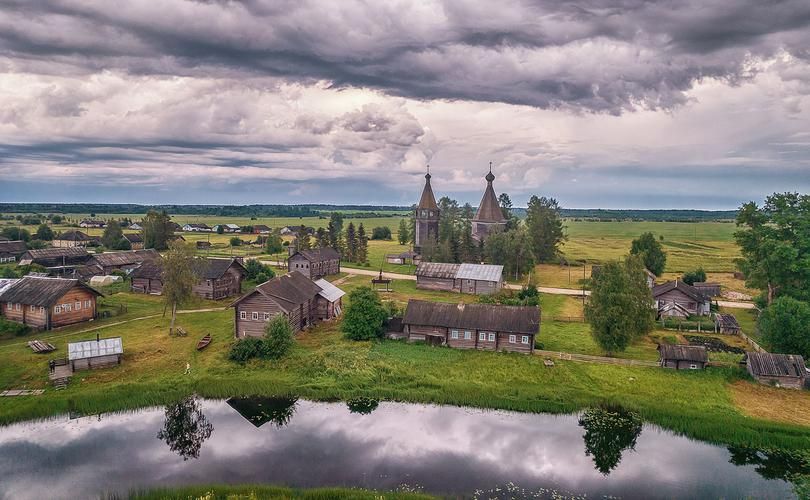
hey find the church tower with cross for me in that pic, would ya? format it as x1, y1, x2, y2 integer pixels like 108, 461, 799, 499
472, 162, 507, 240
413, 165, 440, 253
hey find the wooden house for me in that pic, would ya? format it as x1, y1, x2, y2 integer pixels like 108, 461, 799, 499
744, 352, 807, 389
53, 230, 97, 248
715, 313, 741, 334
287, 248, 341, 280
401, 299, 539, 354
658, 344, 708, 370
415, 262, 504, 295
182, 223, 212, 232
252, 224, 272, 234
0, 276, 102, 330
193, 258, 246, 300
19, 247, 92, 275
643, 268, 657, 288
213, 224, 240, 233
79, 219, 106, 228
653, 280, 711, 317
130, 259, 164, 295
231, 272, 324, 337
123, 233, 144, 250
693, 282, 721, 297
0, 240, 27, 263
83, 249, 160, 277
67, 337, 123, 370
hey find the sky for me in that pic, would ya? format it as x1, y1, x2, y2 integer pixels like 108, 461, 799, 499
1, 1, 809, 209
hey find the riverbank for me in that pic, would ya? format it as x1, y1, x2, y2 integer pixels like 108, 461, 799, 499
1, 303, 809, 451
127, 485, 435, 500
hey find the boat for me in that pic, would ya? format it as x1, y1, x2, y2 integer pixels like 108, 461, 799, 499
196, 334, 212, 351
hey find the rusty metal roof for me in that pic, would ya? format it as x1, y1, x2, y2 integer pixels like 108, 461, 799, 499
403, 299, 539, 334
745, 352, 807, 378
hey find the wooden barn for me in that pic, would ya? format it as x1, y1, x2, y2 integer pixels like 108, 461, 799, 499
79, 219, 106, 228
252, 224, 272, 234
83, 249, 160, 277
288, 248, 341, 280
715, 313, 741, 334
744, 352, 807, 389
231, 272, 319, 338
130, 259, 164, 295
401, 299, 539, 354
313, 278, 345, 320
0, 240, 27, 263
385, 250, 419, 265
53, 230, 97, 248
67, 337, 123, 370
18, 247, 92, 276
415, 262, 504, 295
123, 233, 144, 250
0, 276, 102, 330
193, 258, 247, 300
658, 344, 709, 370
653, 280, 711, 317
693, 282, 722, 297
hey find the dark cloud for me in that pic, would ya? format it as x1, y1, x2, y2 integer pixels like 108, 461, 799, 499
1, 1, 809, 113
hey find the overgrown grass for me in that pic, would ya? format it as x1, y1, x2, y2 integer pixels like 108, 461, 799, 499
125, 484, 435, 500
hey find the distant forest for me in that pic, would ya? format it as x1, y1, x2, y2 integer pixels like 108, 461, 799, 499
0, 203, 737, 222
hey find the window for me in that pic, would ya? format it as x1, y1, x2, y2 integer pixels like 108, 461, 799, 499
15, 303, 20, 311
479, 332, 486, 341
55, 305, 62, 314
75, 301, 81, 310
85, 300, 91, 308
63, 303, 71, 312
509, 335, 516, 343
522, 336, 530, 345
450, 329, 459, 339
30, 305, 36, 312
252, 312, 259, 320
264, 312, 270, 320
464, 330, 471, 340
240, 311, 246, 320
5, 303, 10, 311
40, 307, 45, 314
689, 364, 698, 370
488, 333, 496, 342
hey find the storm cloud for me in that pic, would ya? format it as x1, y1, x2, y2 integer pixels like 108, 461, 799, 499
0, 0, 809, 207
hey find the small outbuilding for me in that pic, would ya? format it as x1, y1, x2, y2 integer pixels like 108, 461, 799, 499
313, 278, 345, 320
715, 313, 741, 334
123, 233, 144, 250
415, 262, 504, 295
68, 337, 123, 370
743, 352, 807, 390
693, 282, 722, 297
0, 240, 27, 263
658, 344, 709, 370
130, 259, 164, 295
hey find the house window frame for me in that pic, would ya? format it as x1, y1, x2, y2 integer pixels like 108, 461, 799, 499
63, 303, 71, 312
464, 330, 471, 340
75, 301, 81, 310
478, 332, 486, 341
55, 305, 62, 314
252, 312, 259, 320
85, 300, 91, 308
264, 312, 270, 321
522, 335, 530, 344
15, 303, 20, 311
509, 334, 516, 343
30, 305, 36, 312
240, 311, 246, 320
6, 303, 11, 311
40, 306, 45, 314
488, 332, 495, 342
450, 329, 459, 339
689, 363, 698, 370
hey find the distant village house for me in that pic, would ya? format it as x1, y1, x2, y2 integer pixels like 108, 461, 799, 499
744, 352, 807, 390
53, 230, 98, 248
415, 262, 504, 295
79, 219, 107, 228
193, 258, 246, 300
0, 240, 27, 263
653, 280, 711, 318
288, 247, 341, 280
658, 344, 709, 370
130, 259, 163, 295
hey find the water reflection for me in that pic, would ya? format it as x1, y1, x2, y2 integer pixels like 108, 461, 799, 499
578, 406, 643, 475
0, 399, 796, 500
728, 446, 810, 481
156, 396, 214, 461
346, 397, 379, 415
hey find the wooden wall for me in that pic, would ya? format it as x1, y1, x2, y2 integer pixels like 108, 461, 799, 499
194, 266, 243, 300
132, 277, 163, 295
415, 276, 455, 292
50, 288, 96, 328
405, 323, 534, 354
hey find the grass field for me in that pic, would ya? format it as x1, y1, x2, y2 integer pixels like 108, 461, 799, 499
130, 485, 434, 500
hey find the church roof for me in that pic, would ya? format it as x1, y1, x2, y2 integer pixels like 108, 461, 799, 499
473, 168, 506, 223
417, 171, 439, 211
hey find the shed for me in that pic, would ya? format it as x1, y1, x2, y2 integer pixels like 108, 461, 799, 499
744, 352, 807, 389
68, 337, 123, 370
715, 313, 740, 334
658, 344, 709, 370
693, 282, 722, 297
123, 233, 144, 249
415, 262, 504, 295
313, 278, 346, 320
131, 259, 164, 295
415, 262, 460, 291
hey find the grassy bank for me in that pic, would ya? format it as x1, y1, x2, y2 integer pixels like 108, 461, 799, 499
126, 484, 434, 500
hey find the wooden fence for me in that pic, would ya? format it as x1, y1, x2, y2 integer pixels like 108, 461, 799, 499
534, 349, 658, 367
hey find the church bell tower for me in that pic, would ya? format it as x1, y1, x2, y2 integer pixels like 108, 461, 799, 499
414, 165, 440, 254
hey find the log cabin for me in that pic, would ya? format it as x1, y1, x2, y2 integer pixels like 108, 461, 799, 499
130, 259, 164, 295
82, 249, 160, 277
415, 262, 504, 295
123, 233, 145, 250
0, 240, 27, 263
52, 230, 97, 248
193, 258, 247, 300
401, 299, 540, 354
0, 276, 102, 330
743, 352, 807, 390
18, 247, 92, 276
658, 344, 708, 370
287, 248, 341, 280
653, 280, 711, 317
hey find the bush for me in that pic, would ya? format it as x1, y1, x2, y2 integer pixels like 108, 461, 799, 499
682, 267, 707, 285
229, 237, 242, 247
0, 318, 30, 337
370, 226, 392, 240
228, 337, 265, 362
244, 259, 274, 282
341, 287, 386, 341
759, 297, 810, 358
262, 315, 294, 360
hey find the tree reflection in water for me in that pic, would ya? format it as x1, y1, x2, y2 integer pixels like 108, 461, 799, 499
346, 397, 379, 415
578, 406, 643, 475
225, 396, 298, 428
728, 446, 810, 496
157, 396, 214, 461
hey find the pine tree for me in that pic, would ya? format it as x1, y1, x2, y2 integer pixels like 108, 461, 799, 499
296, 225, 311, 250
315, 227, 328, 248
525, 195, 565, 262
345, 222, 357, 262
356, 223, 368, 264
397, 218, 409, 245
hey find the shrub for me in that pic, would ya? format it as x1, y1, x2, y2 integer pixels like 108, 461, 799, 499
262, 315, 294, 360
228, 338, 264, 362
341, 287, 386, 341
244, 259, 274, 282
682, 267, 707, 285
370, 226, 392, 240
0, 318, 30, 337
229, 237, 241, 247
758, 297, 810, 358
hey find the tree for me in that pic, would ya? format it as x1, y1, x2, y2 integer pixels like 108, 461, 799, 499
262, 314, 294, 359
584, 256, 655, 354
50, 214, 63, 224
101, 220, 124, 248
265, 229, 284, 255
142, 210, 173, 250
345, 222, 357, 262
314, 227, 328, 247
629, 232, 666, 276
525, 195, 565, 262
329, 212, 344, 234
356, 223, 369, 264
341, 286, 386, 340
113, 237, 131, 250
296, 225, 311, 250
371, 226, 392, 240
216, 225, 224, 234
244, 259, 274, 282
347, 397, 379, 415
162, 241, 199, 335
498, 193, 513, 220
735, 193, 810, 305
397, 219, 409, 245
758, 297, 810, 358
35, 224, 54, 241
1, 227, 30, 242
682, 267, 707, 285
157, 396, 214, 461
229, 236, 241, 247
578, 406, 643, 475
484, 226, 535, 279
